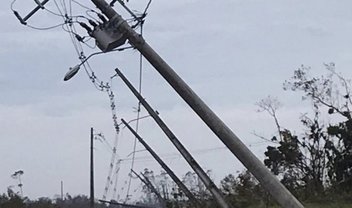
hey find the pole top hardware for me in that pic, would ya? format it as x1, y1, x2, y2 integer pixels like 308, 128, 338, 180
91, 15, 127, 52
13, 0, 50, 25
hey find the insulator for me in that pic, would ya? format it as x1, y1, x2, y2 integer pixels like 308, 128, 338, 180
79, 22, 92, 33
88, 19, 98, 28
75, 34, 84, 42
97, 13, 108, 23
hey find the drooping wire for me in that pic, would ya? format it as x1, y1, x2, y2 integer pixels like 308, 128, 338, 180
45, 4, 125, 199
53, 0, 64, 16
71, 0, 102, 22
124, 19, 145, 203
95, 132, 114, 154
44, 7, 66, 17
102, 133, 120, 200
13, 0, 153, 202
52, 0, 82, 56
69, 0, 73, 18
112, 159, 122, 200
59, 8, 126, 200
118, 146, 230, 164
25, 23, 67, 30
117, 0, 152, 202
80, 68, 122, 201
142, 0, 152, 16
59, 0, 68, 16
45, 1, 119, 130
10, 0, 16, 11
11, 0, 121, 200
72, 0, 93, 11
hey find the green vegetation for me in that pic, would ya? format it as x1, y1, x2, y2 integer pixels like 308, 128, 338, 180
255, 64, 352, 203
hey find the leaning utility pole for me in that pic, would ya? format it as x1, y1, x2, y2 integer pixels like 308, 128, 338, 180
90, 1, 304, 207
122, 119, 200, 207
116, 68, 232, 208
131, 169, 166, 208
90, 127, 95, 208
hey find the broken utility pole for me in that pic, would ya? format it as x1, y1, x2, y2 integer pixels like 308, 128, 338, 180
131, 169, 166, 208
122, 119, 200, 207
116, 68, 233, 208
99, 199, 154, 208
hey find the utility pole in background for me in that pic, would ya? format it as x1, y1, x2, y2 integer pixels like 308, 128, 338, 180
122, 119, 200, 207
90, 127, 95, 208
89, 1, 304, 207
61, 181, 64, 200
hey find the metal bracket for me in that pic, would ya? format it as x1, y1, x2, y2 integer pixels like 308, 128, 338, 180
13, 0, 49, 25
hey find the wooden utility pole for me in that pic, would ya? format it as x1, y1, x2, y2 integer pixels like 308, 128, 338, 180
116, 69, 232, 208
90, 127, 95, 208
131, 169, 166, 208
122, 119, 200, 207
90, 1, 304, 207
61, 181, 64, 200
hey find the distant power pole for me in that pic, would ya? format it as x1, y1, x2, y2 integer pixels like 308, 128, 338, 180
61, 181, 64, 200
90, 127, 95, 208
89, 1, 304, 207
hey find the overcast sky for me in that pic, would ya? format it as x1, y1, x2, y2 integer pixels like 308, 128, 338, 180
1, 0, 352, 202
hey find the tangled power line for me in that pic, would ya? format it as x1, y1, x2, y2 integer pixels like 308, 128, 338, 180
12, 1, 307, 207
11, 0, 152, 202
11, 1, 272, 202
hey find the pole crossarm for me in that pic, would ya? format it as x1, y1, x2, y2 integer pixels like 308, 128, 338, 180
91, 0, 304, 207
13, 0, 50, 25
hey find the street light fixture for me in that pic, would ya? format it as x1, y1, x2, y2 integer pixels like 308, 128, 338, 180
63, 52, 98, 81
63, 46, 133, 81
63, 65, 80, 81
